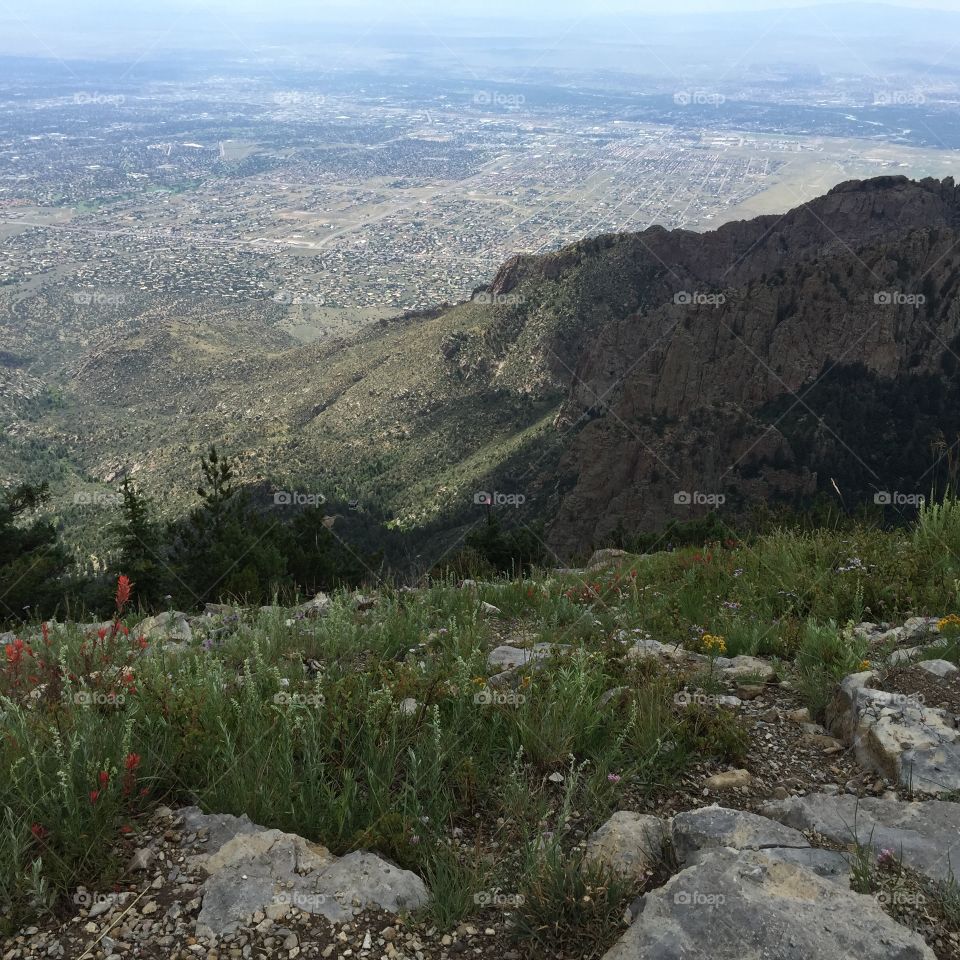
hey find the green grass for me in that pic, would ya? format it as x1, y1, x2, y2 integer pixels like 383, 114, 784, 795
5, 497, 960, 944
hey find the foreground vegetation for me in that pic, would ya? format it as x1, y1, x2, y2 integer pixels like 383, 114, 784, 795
4, 496, 960, 953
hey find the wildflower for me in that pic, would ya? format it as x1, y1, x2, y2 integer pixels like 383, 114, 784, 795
701, 634, 727, 656
98, 770, 110, 786
937, 614, 960, 632
859, 660, 871, 671
607, 773, 622, 783
124, 753, 141, 771
115, 575, 133, 612
30, 823, 48, 840
5, 637, 29, 666
877, 848, 897, 868
89, 790, 100, 804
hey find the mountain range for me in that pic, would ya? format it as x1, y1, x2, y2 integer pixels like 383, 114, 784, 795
5, 174, 960, 561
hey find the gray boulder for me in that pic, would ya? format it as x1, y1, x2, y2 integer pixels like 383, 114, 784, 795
761, 793, 960, 883
602, 849, 934, 960
178, 808, 428, 940
585, 812, 667, 881
826, 670, 960, 794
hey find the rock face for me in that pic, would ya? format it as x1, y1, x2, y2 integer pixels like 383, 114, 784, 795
826, 670, 960, 794
526, 176, 960, 554
602, 849, 935, 960
178, 808, 428, 939
761, 794, 960, 883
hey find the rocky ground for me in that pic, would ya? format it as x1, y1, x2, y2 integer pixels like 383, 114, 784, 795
4, 584, 960, 960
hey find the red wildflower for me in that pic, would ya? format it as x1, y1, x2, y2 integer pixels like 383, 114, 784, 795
97, 628, 107, 642
115, 575, 133, 613
30, 823, 48, 840
89, 790, 100, 804
124, 753, 141, 771
41, 622, 50, 644
98, 770, 110, 786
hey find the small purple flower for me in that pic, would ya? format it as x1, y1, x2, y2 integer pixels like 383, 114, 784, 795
607, 773, 622, 784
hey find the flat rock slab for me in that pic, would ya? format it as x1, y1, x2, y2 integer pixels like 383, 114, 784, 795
827, 671, 960, 795
177, 808, 428, 939
671, 805, 809, 866
916, 659, 958, 678
625, 638, 706, 664
761, 793, 960, 883
602, 849, 935, 960
486, 642, 568, 671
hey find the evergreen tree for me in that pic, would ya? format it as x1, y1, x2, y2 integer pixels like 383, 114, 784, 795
0, 483, 72, 622
111, 477, 166, 608
169, 447, 289, 605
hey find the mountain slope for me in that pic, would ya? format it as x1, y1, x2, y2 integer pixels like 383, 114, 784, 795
10, 175, 960, 560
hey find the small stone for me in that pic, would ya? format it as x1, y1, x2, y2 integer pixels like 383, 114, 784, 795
704, 769, 753, 791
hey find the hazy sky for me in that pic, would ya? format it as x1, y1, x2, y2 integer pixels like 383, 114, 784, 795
6, 0, 960, 18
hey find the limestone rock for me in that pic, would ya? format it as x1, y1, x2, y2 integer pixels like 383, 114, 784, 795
584, 812, 667, 881
761, 793, 960, 882
671, 805, 809, 866
601, 849, 934, 960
